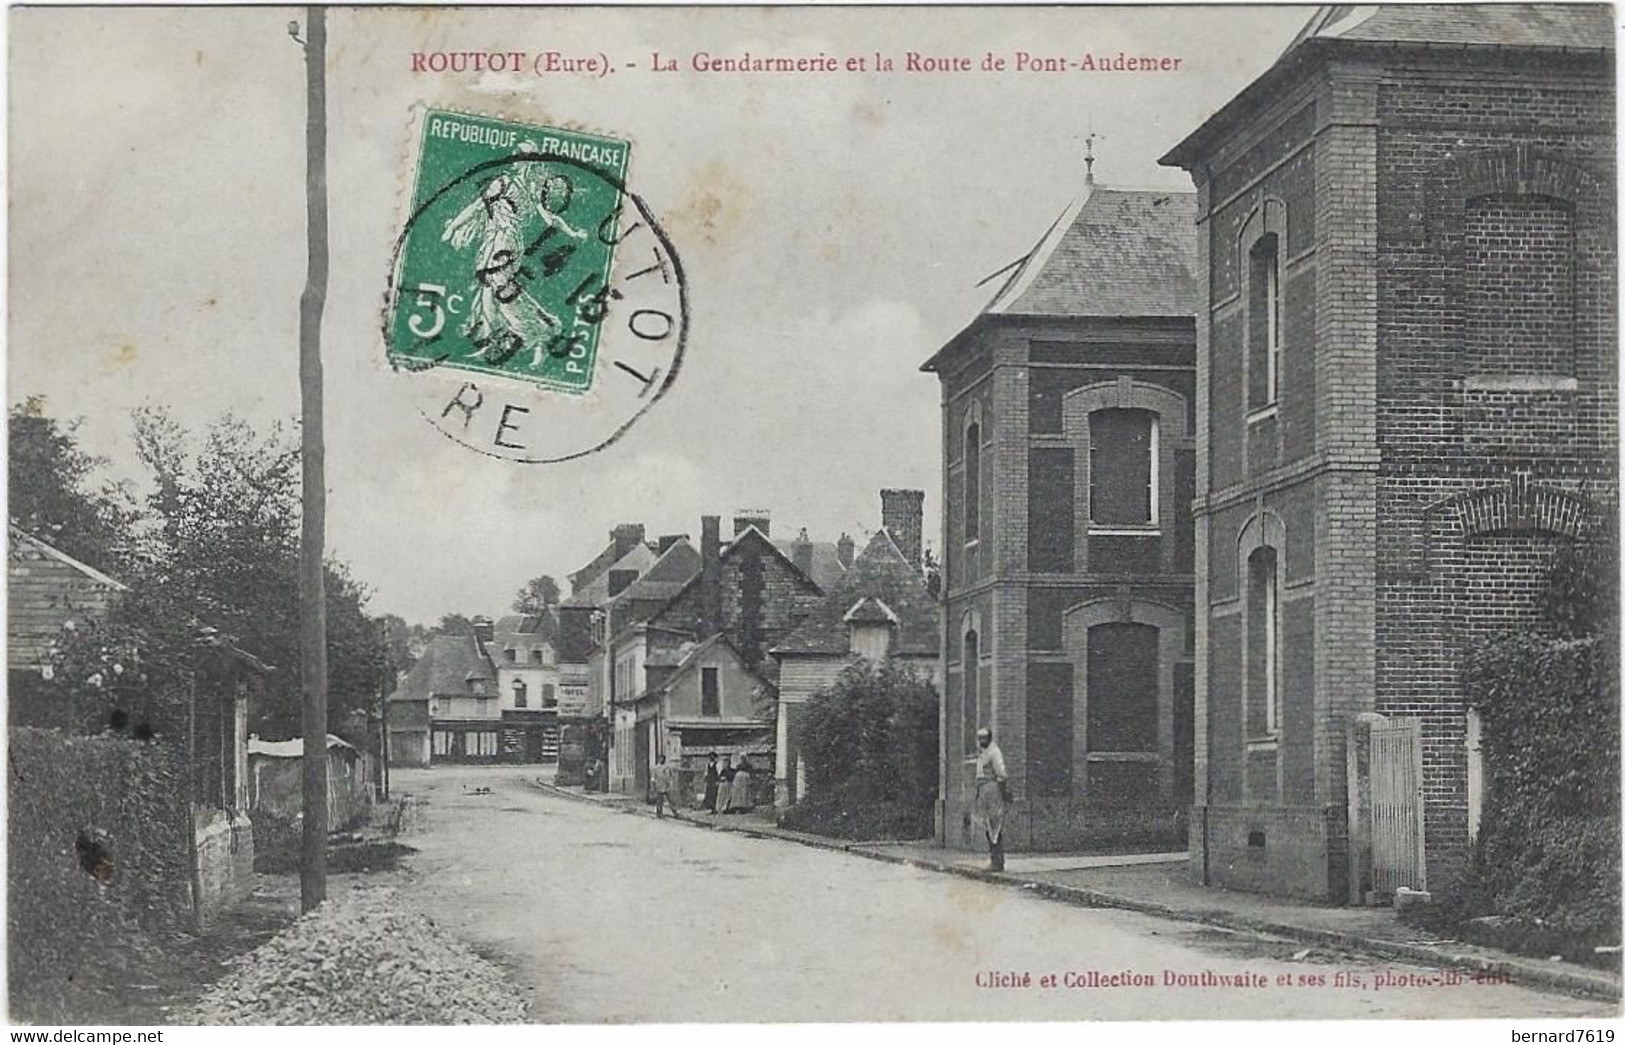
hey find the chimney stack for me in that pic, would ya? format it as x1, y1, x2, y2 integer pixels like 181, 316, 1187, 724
657, 533, 687, 556
880, 489, 925, 570
791, 527, 814, 577
836, 532, 856, 570
732, 509, 771, 539
700, 515, 722, 638
611, 522, 646, 559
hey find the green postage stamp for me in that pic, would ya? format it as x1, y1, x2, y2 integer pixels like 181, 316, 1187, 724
388, 110, 632, 394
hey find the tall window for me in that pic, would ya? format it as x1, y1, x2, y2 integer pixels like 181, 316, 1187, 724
512, 679, 528, 708
962, 626, 980, 755
701, 667, 720, 717
964, 421, 981, 542
1089, 409, 1158, 528
1247, 547, 1280, 737
1249, 234, 1282, 411
542, 683, 556, 707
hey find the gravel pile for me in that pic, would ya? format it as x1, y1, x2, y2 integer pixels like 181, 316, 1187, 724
189, 886, 528, 1024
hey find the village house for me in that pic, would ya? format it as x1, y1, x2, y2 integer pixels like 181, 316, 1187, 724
1159, 3, 1616, 901
556, 524, 659, 784
489, 611, 567, 762
771, 491, 941, 810
920, 178, 1200, 852
386, 629, 499, 765
7, 525, 266, 927
602, 512, 827, 797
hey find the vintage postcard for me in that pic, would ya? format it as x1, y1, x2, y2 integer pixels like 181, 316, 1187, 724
6, 2, 1619, 1032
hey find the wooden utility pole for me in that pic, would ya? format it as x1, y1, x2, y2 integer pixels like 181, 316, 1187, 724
297, 5, 330, 913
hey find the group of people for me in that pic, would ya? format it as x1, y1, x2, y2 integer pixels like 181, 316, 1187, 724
648, 751, 755, 819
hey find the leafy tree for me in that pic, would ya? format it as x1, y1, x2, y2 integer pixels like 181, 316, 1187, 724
128, 407, 389, 741
8, 396, 138, 573
512, 575, 561, 614
436, 613, 476, 636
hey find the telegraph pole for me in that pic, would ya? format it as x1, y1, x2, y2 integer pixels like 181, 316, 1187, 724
295, 5, 330, 913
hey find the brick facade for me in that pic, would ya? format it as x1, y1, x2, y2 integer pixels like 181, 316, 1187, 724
1164, 14, 1616, 900
924, 189, 1199, 851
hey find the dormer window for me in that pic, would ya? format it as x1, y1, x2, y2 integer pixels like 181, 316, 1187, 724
504, 647, 517, 664
844, 597, 898, 660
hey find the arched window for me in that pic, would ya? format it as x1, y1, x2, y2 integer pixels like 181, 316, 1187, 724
962, 624, 980, 756
1247, 546, 1280, 738
512, 679, 528, 709
964, 421, 981, 543
1248, 233, 1282, 411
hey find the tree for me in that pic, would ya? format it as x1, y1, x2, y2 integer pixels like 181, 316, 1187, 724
436, 613, 476, 636
129, 406, 387, 741
8, 396, 138, 572
512, 575, 560, 615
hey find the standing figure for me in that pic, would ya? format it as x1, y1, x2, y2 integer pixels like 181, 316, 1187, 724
701, 752, 720, 813
652, 753, 679, 820
716, 754, 737, 815
973, 727, 1009, 871
728, 756, 754, 814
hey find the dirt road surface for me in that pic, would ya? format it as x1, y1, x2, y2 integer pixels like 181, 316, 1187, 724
394, 765, 1611, 1022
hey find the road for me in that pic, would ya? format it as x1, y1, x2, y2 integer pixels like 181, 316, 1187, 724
393, 765, 1611, 1022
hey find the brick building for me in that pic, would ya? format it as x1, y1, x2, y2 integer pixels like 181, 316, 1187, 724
921, 184, 1200, 851
1160, 4, 1616, 900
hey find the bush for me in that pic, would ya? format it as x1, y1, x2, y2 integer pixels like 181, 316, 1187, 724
792, 660, 937, 838
1464, 633, 1620, 947
8, 728, 194, 1021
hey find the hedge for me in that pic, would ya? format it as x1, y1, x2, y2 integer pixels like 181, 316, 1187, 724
8, 728, 194, 1020
1463, 634, 1620, 943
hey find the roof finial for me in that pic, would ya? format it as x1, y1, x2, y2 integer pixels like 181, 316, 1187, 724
1084, 129, 1102, 189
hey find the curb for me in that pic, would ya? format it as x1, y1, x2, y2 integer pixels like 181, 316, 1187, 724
528, 780, 1620, 1003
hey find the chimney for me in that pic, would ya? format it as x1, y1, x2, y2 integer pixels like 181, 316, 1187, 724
732, 509, 771, 539
611, 523, 646, 559
836, 532, 856, 570
700, 515, 722, 638
791, 527, 814, 577
472, 616, 495, 645
657, 533, 687, 556
880, 489, 925, 570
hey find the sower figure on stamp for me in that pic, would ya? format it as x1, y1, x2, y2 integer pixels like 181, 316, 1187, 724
441, 141, 588, 367
973, 727, 1010, 872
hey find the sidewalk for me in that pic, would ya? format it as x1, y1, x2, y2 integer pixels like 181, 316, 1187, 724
530, 778, 1621, 1003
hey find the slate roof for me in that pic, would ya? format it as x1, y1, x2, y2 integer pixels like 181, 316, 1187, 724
561, 542, 659, 608
492, 610, 560, 650
387, 632, 495, 703
1285, 4, 1612, 51
610, 538, 702, 608
771, 530, 939, 657
1163, 4, 1612, 168
772, 538, 848, 591
986, 188, 1198, 319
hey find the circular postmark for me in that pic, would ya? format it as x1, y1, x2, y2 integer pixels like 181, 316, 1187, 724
383, 111, 687, 464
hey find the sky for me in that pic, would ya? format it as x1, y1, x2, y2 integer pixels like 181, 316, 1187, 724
9, 5, 1313, 624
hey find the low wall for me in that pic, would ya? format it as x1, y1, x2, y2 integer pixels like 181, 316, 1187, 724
1190, 804, 1348, 902
193, 808, 254, 927
941, 786, 1186, 853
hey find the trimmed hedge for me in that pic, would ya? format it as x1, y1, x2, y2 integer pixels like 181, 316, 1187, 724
788, 660, 938, 840
1463, 634, 1620, 945
8, 728, 194, 1020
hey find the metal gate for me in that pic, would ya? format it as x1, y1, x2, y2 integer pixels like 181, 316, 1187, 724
1368, 717, 1427, 894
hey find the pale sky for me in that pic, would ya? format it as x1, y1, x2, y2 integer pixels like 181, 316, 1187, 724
9, 5, 1311, 624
